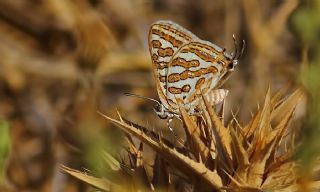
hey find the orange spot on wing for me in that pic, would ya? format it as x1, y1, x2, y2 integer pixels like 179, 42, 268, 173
167, 66, 218, 83
195, 77, 205, 90
168, 73, 181, 83
158, 47, 174, 57
171, 58, 200, 68
168, 87, 182, 94
181, 84, 191, 93
151, 40, 162, 48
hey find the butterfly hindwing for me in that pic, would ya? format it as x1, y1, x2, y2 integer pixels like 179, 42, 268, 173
166, 40, 230, 113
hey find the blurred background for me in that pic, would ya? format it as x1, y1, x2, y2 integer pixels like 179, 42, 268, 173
0, 0, 319, 191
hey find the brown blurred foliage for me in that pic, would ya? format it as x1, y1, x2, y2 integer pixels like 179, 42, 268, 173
0, 0, 306, 191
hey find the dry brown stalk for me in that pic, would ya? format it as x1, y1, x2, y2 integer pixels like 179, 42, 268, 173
62, 87, 318, 192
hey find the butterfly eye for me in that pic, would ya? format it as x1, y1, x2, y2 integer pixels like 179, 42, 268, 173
228, 60, 238, 71
227, 63, 234, 70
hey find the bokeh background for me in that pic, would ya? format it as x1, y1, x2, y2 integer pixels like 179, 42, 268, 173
0, 0, 319, 191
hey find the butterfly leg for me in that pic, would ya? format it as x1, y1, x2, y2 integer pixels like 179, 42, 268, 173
167, 114, 175, 133
167, 114, 181, 146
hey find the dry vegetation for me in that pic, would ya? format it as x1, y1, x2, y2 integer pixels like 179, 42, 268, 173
78, 88, 307, 191
0, 0, 319, 191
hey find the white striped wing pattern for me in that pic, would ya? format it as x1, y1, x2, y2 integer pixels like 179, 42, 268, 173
149, 20, 237, 117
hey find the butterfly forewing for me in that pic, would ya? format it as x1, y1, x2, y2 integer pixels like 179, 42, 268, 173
148, 21, 199, 111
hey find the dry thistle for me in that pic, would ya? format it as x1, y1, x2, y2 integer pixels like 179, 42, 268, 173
62, 87, 320, 191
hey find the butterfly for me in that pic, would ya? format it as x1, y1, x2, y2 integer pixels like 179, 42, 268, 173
148, 20, 244, 122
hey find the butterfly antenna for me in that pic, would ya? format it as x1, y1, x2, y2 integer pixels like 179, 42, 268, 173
232, 34, 238, 60
124, 93, 161, 106
239, 40, 246, 59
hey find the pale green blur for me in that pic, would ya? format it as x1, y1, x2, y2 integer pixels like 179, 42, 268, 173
293, 0, 320, 170
0, 120, 10, 184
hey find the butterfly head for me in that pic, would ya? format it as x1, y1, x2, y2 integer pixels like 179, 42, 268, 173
225, 56, 238, 72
